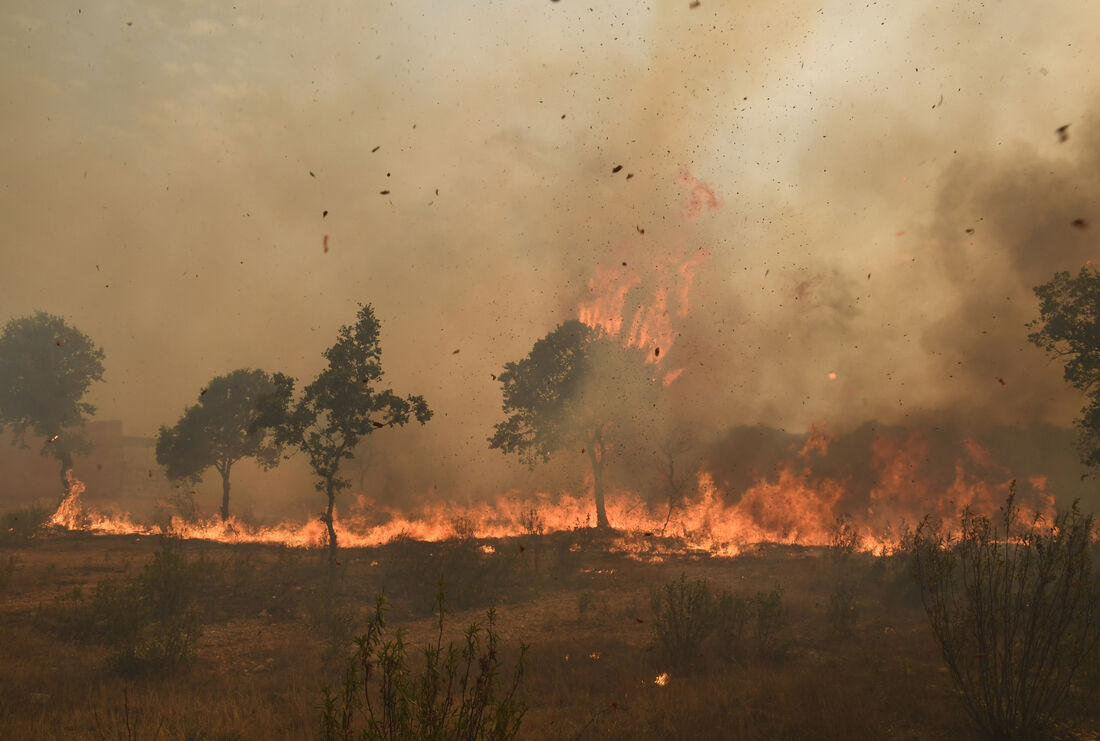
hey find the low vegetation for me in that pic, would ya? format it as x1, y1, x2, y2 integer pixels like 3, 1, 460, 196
320, 587, 528, 741
0, 507, 1096, 739
912, 494, 1100, 739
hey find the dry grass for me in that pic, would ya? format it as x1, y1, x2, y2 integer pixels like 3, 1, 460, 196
0, 531, 1095, 739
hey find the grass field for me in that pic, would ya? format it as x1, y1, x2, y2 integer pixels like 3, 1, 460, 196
0, 527, 1096, 740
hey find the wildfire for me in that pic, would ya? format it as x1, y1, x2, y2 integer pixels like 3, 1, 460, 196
576, 172, 716, 367
39, 422, 1064, 560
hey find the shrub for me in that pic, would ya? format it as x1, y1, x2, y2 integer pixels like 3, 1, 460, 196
0, 555, 19, 593
650, 574, 723, 665
0, 504, 50, 539
752, 585, 788, 661
320, 586, 528, 741
826, 516, 859, 636
577, 591, 595, 621
39, 536, 205, 675
911, 493, 1100, 739
651, 574, 786, 668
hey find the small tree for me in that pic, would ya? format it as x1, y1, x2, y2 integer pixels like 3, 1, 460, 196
911, 493, 1100, 739
489, 320, 657, 529
155, 369, 284, 521
0, 312, 105, 498
258, 304, 431, 554
1028, 267, 1100, 469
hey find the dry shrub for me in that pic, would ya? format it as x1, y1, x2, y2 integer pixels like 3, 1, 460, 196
912, 493, 1100, 739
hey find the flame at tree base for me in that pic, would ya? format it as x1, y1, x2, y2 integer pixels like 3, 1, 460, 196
42, 430, 1062, 560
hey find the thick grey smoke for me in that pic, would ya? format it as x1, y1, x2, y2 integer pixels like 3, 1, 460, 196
2, 0, 1097, 515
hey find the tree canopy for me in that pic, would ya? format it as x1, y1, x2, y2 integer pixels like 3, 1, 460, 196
489, 319, 659, 528
1028, 266, 1100, 467
155, 369, 284, 521
258, 304, 431, 552
0, 311, 105, 496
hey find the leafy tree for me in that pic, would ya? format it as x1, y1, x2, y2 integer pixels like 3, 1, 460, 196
155, 369, 284, 522
489, 320, 658, 529
0, 312, 105, 498
1028, 267, 1100, 468
257, 304, 431, 554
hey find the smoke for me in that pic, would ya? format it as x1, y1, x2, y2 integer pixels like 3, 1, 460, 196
2, 0, 1099, 516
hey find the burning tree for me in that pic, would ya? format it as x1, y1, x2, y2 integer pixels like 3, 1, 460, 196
0, 312, 105, 499
1028, 266, 1100, 469
489, 320, 658, 529
155, 369, 285, 522
257, 304, 431, 554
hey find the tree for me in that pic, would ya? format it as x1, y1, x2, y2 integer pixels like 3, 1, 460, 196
489, 320, 658, 529
155, 369, 284, 522
0, 312, 105, 498
1028, 266, 1100, 468
257, 304, 431, 554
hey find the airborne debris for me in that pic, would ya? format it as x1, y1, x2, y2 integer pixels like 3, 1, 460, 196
965, 228, 975, 234
371, 145, 380, 152
323, 235, 329, 253
997, 377, 1007, 386
452, 349, 460, 354
380, 190, 390, 195
1056, 124, 1070, 143
689, 0, 700, 7
309, 171, 315, 177
491, 373, 497, 380
372, 421, 385, 428
612, 165, 623, 173
622, 261, 627, 266
626, 173, 634, 179
200, 388, 208, 396
322, 210, 328, 218
1072, 218, 1089, 230
654, 347, 660, 357
636, 226, 645, 234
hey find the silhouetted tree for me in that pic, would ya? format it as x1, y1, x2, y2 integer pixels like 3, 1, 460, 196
155, 369, 284, 522
257, 304, 431, 554
1028, 267, 1100, 469
489, 320, 658, 529
0, 312, 105, 498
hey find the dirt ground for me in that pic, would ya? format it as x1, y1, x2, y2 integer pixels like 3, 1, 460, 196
0, 528, 1096, 740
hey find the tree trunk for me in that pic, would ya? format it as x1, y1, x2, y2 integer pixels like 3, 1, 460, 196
587, 431, 610, 529
323, 479, 338, 555
57, 448, 74, 504
219, 460, 232, 522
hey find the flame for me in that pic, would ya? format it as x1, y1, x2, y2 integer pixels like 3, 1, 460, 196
654, 672, 669, 686
40, 423, 1068, 559
577, 173, 716, 361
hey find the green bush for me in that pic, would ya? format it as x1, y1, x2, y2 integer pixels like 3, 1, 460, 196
320, 587, 527, 741
912, 493, 1100, 739
650, 574, 787, 668
39, 537, 205, 675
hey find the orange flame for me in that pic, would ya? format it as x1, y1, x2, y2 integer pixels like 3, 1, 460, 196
42, 424, 1067, 560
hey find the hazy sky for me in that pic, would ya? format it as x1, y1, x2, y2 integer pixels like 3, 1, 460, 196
3, 0, 1099, 498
